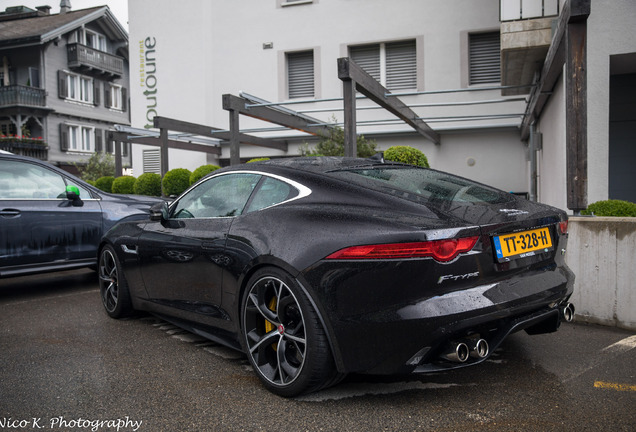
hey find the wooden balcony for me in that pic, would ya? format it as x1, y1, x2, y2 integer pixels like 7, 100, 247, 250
0, 85, 46, 108
0, 140, 48, 160
67, 43, 124, 77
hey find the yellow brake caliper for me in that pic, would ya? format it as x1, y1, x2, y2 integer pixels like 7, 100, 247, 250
265, 296, 278, 350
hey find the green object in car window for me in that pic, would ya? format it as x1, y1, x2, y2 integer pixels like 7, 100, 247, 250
66, 184, 80, 196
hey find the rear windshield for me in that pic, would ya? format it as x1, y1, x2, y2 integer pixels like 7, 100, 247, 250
331, 166, 512, 205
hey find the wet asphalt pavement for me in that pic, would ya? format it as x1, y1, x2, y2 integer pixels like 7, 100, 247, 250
1, 269, 634, 432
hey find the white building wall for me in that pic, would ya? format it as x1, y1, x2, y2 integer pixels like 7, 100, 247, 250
128, 0, 528, 193
586, 0, 636, 204
537, 71, 568, 211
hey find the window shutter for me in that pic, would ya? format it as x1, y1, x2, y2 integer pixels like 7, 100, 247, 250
59, 123, 69, 151
121, 87, 127, 112
143, 149, 161, 174
122, 142, 129, 157
93, 80, 100, 106
58, 70, 68, 98
386, 41, 417, 90
95, 129, 103, 152
104, 86, 111, 108
469, 32, 501, 85
287, 51, 314, 99
106, 137, 113, 153
350, 44, 381, 82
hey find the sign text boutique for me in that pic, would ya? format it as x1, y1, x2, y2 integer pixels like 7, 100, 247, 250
139, 37, 158, 129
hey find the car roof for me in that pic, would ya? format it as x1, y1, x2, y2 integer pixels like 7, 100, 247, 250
234, 156, 408, 175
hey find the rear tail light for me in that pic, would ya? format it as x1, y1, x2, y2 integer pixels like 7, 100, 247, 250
558, 220, 568, 235
325, 236, 479, 263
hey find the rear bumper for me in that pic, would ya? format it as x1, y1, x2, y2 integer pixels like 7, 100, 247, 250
303, 262, 574, 375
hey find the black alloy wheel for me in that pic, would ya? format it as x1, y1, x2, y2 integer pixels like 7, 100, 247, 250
98, 245, 133, 318
241, 267, 337, 397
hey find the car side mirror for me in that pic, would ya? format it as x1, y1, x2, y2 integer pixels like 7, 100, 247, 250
66, 185, 84, 207
150, 201, 169, 221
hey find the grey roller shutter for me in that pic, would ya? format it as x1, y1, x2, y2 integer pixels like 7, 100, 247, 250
386, 41, 417, 90
287, 51, 314, 99
350, 44, 381, 82
469, 32, 501, 85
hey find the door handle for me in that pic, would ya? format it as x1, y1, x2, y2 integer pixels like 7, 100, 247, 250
0, 209, 20, 217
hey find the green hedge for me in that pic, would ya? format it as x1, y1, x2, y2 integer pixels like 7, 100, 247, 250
94, 176, 115, 193
247, 157, 270, 163
111, 175, 136, 194
581, 200, 636, 217
162, 168, 192, 197
384, 146, 429, 168
133, 173, 162, 196
190, 164, 220, 185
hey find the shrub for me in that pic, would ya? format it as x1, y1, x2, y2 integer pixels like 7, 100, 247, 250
94, 176, 115, 193
247, 158, 270, 163
162, 168, 192, 197
190, 164, 220, 185
77, 153, 115, 182
133, 172, 162, 196
111, 176, 136, 194
300, 115, 377, 158
384, 146, 430, 168
581, 200, 636, 217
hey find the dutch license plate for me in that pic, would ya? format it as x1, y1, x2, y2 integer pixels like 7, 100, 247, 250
492, 226, 553, 262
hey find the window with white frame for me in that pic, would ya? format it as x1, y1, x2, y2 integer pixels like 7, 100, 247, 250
64, 124, 94, 152
349, 40, 417, 91
63, 72, 93, 103
287, 50, 314, 99
109, 84, 123, 110
75, 28, 107, 51
468, 31, 500, 85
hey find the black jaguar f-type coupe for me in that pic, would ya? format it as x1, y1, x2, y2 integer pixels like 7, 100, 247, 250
98, 156, 575, 397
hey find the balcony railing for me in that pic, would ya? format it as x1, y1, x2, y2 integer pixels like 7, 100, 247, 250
500, 0, 560, 21
67, 43, 124, 77
0, 85, 46, 108
0, 139, 48, 160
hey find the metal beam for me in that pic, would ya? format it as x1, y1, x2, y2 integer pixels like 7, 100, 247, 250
153, 116, 287, 151
337, 57, 440, 146
109, 131, 221, 154
222, 94, 333, 137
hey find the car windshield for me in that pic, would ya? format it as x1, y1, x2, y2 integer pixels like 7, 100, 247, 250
331, 166, 512, 205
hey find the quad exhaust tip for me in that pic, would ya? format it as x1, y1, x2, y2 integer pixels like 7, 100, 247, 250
441, 342, 470, 363
470, 338, 489, 359
562, 303, 575, 322
441, 338, 489, 363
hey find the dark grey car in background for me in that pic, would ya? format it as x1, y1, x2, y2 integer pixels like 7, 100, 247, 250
0, 153, 163, 278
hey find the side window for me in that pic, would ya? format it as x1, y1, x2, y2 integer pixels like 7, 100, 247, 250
0, 160, 66, 199
171, 173, 261, 219
245, 176, 298, 213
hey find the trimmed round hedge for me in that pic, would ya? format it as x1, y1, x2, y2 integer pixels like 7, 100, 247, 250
111, 175, 136, 194
384, 146, 429, 168
94, 176, 115, 193
162, 168, 192, 197
581, 200, 636, 217
190, 164, 220, 185
133, 172, 162, 196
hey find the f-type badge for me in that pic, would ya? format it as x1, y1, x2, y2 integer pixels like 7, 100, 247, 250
438, 271, 479, 284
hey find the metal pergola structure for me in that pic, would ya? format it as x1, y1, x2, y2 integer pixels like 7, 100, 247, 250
110, 57, 440, 175
110, 27, 588, 212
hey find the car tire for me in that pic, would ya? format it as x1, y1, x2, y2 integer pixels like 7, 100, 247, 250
241, 267, 338, 397
98, 244, 133, 319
